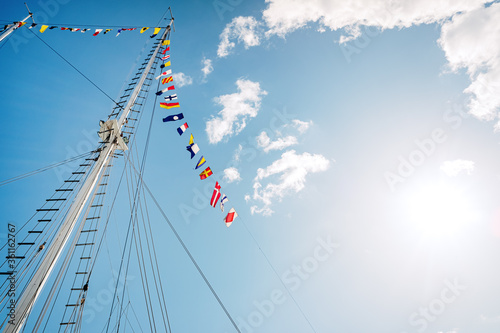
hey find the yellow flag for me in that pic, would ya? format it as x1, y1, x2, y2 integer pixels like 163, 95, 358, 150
162, 39, 170, 46
153, 27, 161, 35
189, 134, 194, 145
40, 25, 49, 33
140, 27, 149, 33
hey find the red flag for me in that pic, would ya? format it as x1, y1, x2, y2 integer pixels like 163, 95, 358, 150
224, 208, 238, 227
199, 167, 213, 180
210, 182, 221, 207
159, 102, 179, 109
161, 46, 170, 55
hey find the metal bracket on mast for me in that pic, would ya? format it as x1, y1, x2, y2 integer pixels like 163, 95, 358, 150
98, 119, 129, 151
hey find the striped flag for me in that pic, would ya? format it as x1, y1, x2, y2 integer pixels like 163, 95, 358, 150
155, 69, 172, 80
210, 182, 222, 208
224, 208, 238, 227
161, 55, 170, 61
177, 123, 188, 136
161, 76, 173, 84
195, 156, 206, 170
160, 102, 179, 109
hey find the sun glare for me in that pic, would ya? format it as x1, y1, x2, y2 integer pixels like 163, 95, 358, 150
407, 183, 474, 237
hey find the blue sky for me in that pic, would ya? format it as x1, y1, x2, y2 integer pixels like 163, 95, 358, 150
1, 0, 500, 332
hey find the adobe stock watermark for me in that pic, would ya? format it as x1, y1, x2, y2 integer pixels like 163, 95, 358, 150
235, 235, 339, 332
178, 107, 297, 224
337, 6, 394, 63
401, 278, 466, 333
9, 0, 73, 54
213, 0, 243, 21
384, 103, 470, 192
82, 271, 136, 323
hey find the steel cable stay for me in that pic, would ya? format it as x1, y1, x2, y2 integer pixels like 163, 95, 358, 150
0, 151, 92, 187
123, 155, 242, 333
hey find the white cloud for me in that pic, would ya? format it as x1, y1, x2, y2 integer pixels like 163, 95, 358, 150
438, 3, 500, 125
223, 167, 242, 183
206, 79, 267, 144
172, 72, 193, 87
262, 0, 487, 41
201, 57, 213, 80
250, 150, 330, 215
440, 159, 475, 177
256, 131, 298, 153
291, 119, 313, 134
217, 16, 262, 57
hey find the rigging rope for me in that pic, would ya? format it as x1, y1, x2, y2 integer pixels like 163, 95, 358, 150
27, 29, 125, 113
124, 157, 242, 333
0, 152, 92, 187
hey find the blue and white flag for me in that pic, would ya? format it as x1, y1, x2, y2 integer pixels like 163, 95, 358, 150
186, 143, 200, 159
162, 113, 184, 122
220, 194, 228, 212
164, 94, 177, 101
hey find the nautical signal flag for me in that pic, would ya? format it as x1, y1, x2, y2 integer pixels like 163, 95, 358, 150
210, 182, 222, 208
155, 70, 172, 80
156, 85, 175, 96
160, 102, 179, 109
161, 76, 173, 84
93, 29, 102, 36
103, 29, 112, 34
40, 25, 48, 33
161, 55, 170, 61
195, 156, 206, 169
220, 194, 228, 212
189, 134, 194, 145
162, 113, 184, 122
160, 61, 171, 68
199, 167, 213, 180
177, 123, 188, 136
186, 143, 200, 159
224, 208, 237, 227
150, 27, 161, 38
162, 39, 170, 46
140, 27, 149, 33
164, 94, 177, 101
161, 47, 170, 54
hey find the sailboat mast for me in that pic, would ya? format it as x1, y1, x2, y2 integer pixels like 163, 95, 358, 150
4, 22, 172, 333
0, 4, 33, 43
